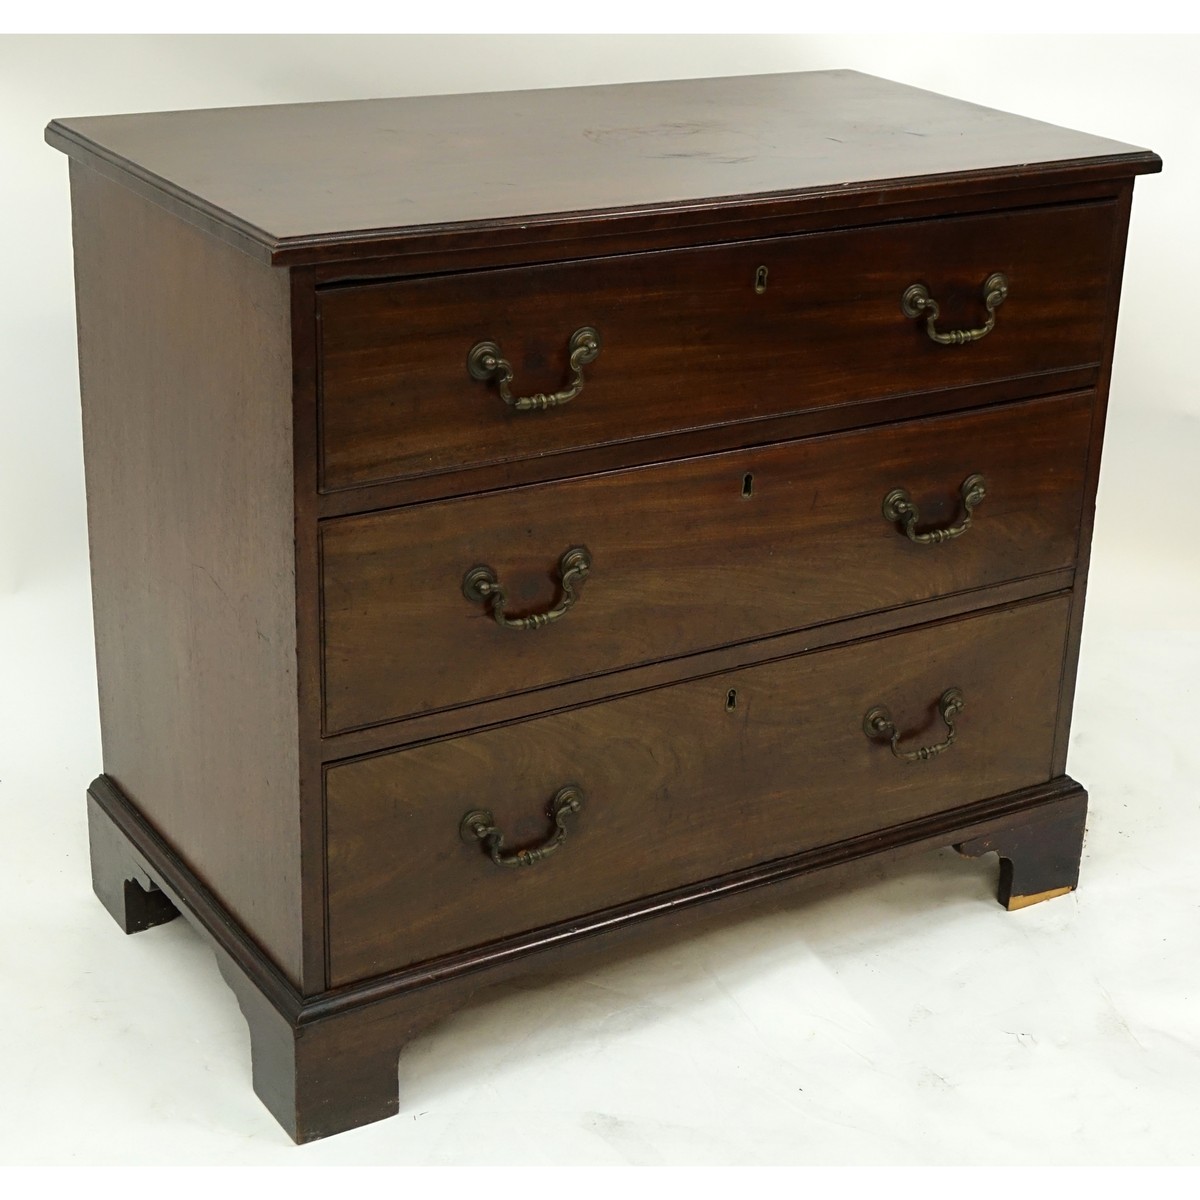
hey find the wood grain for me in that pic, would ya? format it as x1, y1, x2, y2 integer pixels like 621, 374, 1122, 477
326, 593, 1071, 985
87, 789, 180, 935
70, 163, 304, 985
288, 268, 331, 993
321, 392, 1092, 734
45, 71, 1159, 266
51, 72, 1158, 1142
313, 369, 1101, 520
306, 178, 1134, 288
956, 787, 1088, 910
1051, 181, 1137, 776
319, 573, 1075, 761
88, 767, 1089, 1143
318, 201, 1114, 489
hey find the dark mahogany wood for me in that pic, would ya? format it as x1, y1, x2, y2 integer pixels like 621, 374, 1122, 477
49, 72, 1156, 1142
88, 767, 1089, 1142
318, 202, 1113, 490
1051, 183, 1136, 777
290, 268, 331, 991
326, 594, 1070, 985
44, 71, 1158, 267
314, 369, 1102, 521
68, 164, 306, 987
88, 792, 179, 934
307, 178, 1133, 288
321, 391, 1092, 734
322, 570, 1076, 761
955, 785, 1088, 909
220, 966, 405, 1143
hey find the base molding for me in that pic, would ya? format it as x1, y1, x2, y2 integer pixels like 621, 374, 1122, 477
86, 771, 1089, 1142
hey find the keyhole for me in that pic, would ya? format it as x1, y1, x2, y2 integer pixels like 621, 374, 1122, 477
742, 473, 754, 498
725, 688, 738, 712
754, 265, 768, 294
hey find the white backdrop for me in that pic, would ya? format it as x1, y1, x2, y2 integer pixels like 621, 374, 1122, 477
1, 35, 1197, 1165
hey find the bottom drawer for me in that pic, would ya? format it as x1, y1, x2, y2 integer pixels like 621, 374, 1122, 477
326, 594, 1071, 985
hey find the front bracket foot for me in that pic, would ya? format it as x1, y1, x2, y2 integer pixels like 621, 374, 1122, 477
954, 782, 1088, 911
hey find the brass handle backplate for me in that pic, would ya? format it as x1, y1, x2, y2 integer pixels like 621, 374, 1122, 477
460, 786, 584, 868
463, 545, 591, 630
467, 327, 601, 412
863, 688, 965, 763
883, 474, 986, 545
902, 273, 1009, 345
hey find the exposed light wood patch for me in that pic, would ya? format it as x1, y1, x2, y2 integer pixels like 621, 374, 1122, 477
1007, 885, 1074, 911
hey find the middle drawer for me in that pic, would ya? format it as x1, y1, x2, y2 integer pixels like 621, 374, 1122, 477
321, 391, 1091, 735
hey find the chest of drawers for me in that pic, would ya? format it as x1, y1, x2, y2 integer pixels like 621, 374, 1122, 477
48, 70, 1159, 1142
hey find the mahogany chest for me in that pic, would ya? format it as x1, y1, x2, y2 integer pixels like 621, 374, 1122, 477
46, 70, 1160, 1142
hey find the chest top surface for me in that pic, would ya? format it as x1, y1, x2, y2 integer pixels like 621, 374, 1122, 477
46, 70, 1159, 266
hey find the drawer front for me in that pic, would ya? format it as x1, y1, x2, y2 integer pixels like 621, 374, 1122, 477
321, 392, 1091, 734
318, 201, 1115, 490
326, 594, 1071, 985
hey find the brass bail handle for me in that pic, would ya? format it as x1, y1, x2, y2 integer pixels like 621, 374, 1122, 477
460, 786, 585, 868
863, 688, 965, 763
467, 327, 601, 411
463, 545, 591, 631
902, 273, 1009, 345
883, 474, 987, 545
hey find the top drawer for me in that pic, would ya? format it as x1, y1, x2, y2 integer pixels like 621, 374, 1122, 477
318, 201, 1116, 491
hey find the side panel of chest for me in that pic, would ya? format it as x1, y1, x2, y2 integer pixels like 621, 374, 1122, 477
68, 165, 305, 986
